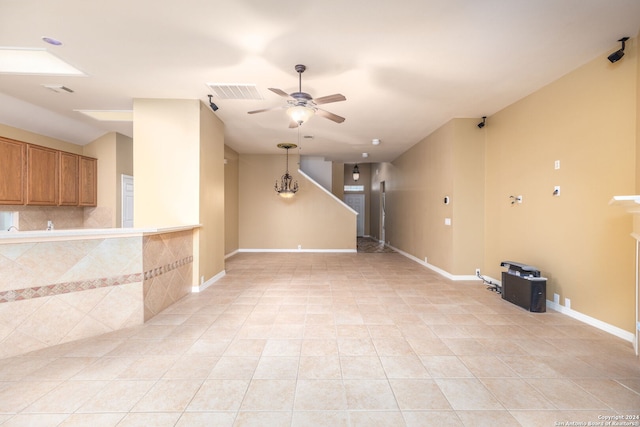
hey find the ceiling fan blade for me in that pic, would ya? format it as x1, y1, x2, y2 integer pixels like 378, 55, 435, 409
313, 93, 346, 105
288, 121, 299, 129
316, 108, 345, 123
247, 106, 283, 114
268, 88, 293, 99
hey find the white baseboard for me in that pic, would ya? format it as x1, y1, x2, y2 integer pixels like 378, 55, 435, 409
225, 249, 239, 259
389, 244, 481, 281
546, 299, 634, 343
238, 248, 357, 253
192, 270, 226, 293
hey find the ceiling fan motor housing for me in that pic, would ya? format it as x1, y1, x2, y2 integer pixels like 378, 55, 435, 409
247, 63, 346, 124
290, 92, 313, 106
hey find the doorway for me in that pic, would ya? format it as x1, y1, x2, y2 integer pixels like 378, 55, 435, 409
344, 193, 365, 237
121, 174, 134, 228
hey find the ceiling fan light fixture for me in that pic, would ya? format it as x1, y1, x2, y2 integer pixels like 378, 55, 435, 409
287, 105, 315, 125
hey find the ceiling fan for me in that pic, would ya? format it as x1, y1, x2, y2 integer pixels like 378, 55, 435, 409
248, 64, 346, 127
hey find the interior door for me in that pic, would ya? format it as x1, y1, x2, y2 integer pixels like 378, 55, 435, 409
344, 193, 365, 237
121, 174, 134, 228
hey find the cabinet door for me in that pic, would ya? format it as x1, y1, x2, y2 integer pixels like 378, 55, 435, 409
26, 144, 59, 206
79, 156, 97, 207
0, 137, 26, 205
59, 152, 79, 206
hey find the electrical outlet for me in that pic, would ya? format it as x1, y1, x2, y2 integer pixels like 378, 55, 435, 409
517, 195, 523, 203
475, 268, 480, 276
565, 298, 571, 309
553, 186, 560, 196
554, 160, 560, 170
554, 293, 560, 305
297, 245, 302, 250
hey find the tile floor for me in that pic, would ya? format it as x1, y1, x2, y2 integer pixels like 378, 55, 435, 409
1, 252, 639, 426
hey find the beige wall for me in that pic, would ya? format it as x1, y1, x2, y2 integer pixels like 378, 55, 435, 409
484, 40, 637, 332
198, 103, 225, 285
371, 120, 483, 275
370, 39, 637, 332
332, 162, 345, 200
452, 119, 485, 273
636, 34, 640, 194
224, 145, 239, 255
0, 123, 83, 154
82, 132, 134, 227
83, 133, 116, 228
133, 98, 225, 288
239, 154, 356, 250
133, 99, 200, 228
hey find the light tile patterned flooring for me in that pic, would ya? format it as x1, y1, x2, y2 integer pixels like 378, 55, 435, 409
1, 252, 639, 426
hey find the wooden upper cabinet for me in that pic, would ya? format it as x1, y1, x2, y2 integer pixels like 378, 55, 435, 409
59, 152, 79, 206
0, 139, 97, 207
0, 137, 26, 205
26, 144, 59, 206
78, 156, 97, 207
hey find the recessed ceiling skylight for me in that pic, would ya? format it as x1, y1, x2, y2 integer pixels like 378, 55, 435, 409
0, 48, 85, 75
75, 110, 133, 121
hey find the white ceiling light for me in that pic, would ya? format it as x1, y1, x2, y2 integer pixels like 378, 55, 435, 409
0, 48, 85, 75
75, 110, 133, 121
287, 105, 315, 126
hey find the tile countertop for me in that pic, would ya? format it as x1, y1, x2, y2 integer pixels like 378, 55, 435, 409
0, 224, 201, 243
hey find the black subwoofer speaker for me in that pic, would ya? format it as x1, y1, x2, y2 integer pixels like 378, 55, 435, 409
501, 272, 546, 313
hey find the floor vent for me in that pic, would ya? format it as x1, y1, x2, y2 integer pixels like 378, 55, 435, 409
206, 83, 263, 100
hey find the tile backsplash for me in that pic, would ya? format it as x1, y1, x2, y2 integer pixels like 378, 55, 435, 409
1, 205, 86, 231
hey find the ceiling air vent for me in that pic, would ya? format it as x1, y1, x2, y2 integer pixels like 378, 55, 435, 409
206, 83, 263, 100
42, 84, 74, 93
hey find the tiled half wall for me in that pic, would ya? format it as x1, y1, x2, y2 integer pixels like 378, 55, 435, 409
142, 230, 194, 321
0, 229, 194, 359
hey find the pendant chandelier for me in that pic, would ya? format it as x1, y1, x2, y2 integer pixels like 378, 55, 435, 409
275, 143, 298, 198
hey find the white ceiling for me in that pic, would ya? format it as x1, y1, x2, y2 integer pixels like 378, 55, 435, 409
1, 0, 639, 164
